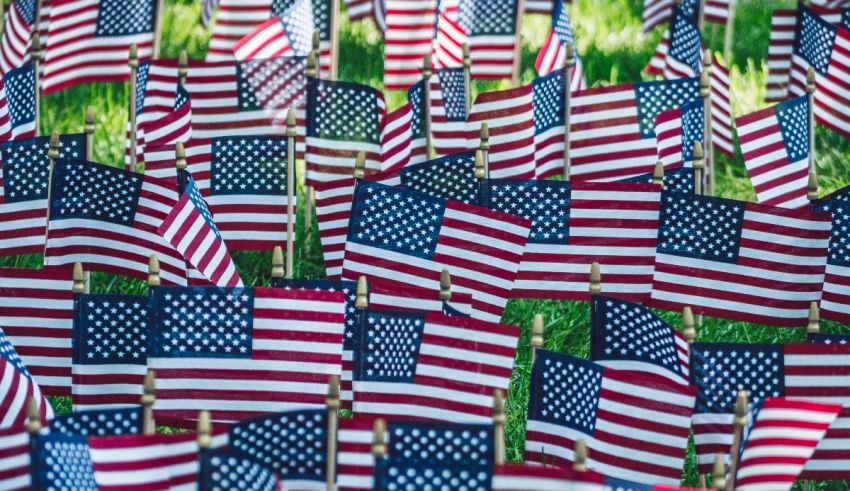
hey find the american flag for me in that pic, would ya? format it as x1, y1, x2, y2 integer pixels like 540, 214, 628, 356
433, 8, 465, 71
524, 350, 695, 485
820, 197, 850, 324
0, 326, 53, 428
569, 77, 699, 181
0, 64, 36, 140
619, 166, 695, 194
788, 5, 850, 138
457, 0, 520, 80
532, 69, 569, 180
379, 80, 427, 173
0, 426, 30, 490
430, 67, 467, 156
341, 181, 531, 322
661, 10, 703, 80
44, 159, 188, 286
655, 98, 703, 171
734, 397, 841, 490
31, 433, 97, 490
49, 406, 143, 436
138, 84, 192, 150
352, 310, 518, 422
71, 293, 149, 410
148, 286, 344, 425
642, 0, 675, 33
492, 465, 606, 491
534, 0, 585, 92
382, 0, 437, 90
649, 192, 830, 327
590, 295, 689, 385
158, 173, 243, 288
0, 268, 73, 396
41, 0, 157, 94
709, 57, 735, 157
689, 341, 850, 478
306, 77, 386, 184
373, 421, 494, 489
765, 9, 800, 102
736, 95, 811, 209
232, 0, 314, 61
482, 180, 661, 303
200, 449, 279, 491
399, 150, 478, 203
0, 0, 37, 73
337, 417, 376, 490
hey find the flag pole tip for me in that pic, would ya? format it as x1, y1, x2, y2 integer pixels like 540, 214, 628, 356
589, 262, 601, 296
439, 268, 451, 301
72, 262, 86, 293
532, 314, 544, 351
271, 245, 285, 279
148, 255, 160, 287
355, 275, 368, 309
652, 161, 664, 186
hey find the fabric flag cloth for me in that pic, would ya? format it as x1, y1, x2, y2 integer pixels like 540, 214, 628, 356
818, 195, 850, 323
201, 0, 218, 26
710, 57, 735, 157
158, 173, 243, 288
766, 9, 801, 102
0, 0, 37, 73
232, 0, 315, 61
524, 0, 555, 14
569, 77, 699, 181
491, 465, 606, 491
619, 166, 696, 194
0, 268, 74, 396
199, 449, 279, 491
788, 5, 850, 138
31, 433, 97, 490
455, 0, 520, 80
430, 67, 467, 156
534, 0, 586, 93
41, 0, 157, 94
524, 350, 696, 485
138, 84, 192, 151
0, 426, 30, 490
642, 0, 674, 32
305, 77, 386, 185
689, 341, 850, 478
704, 0, 731, 24
148, 286, 344, 426
481, 180, 661, 303
48, 406, 143, 437
649, 192, 830, 327
0, 326, 53, 428
399, 150, 479, 203
590, 295, 689, 385
382, 0, 437, 90
44, 159, 188, 286
661, 10, 703, 80
734, 397, 841, 491
654, 98, 703, 171
341, 181, 531, 322
379, 80, 427, 173
0, 64, 37, 141
0, 134, 85, 256
736, 95, 811, 209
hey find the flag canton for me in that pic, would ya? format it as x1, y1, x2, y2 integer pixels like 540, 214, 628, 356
827, 184, 850, 203
809, 333, 850, 345
605, 477, 654, 491
843, 9, 850, 30
592, 297, 681, 375
657, 192, 745, 264
459, 0, 517, 35
484, 180, 570, 244
348, 182, 447, 260
827, 200, 850, 266
354, 310, 425, 383
184, 175, 222, 238
135, 62, 151, 114
776, 96, 809, 163
16, 0, 36, 25
203, 449, 278, 491
309, 79, 382, 142
437, 68, 466, 122
49, 407, 143, 437
553, 1, 575, 45
681, 99, 703, 163
690, 343, 784, 413
173, 85, 190, 110
237, 57, 307, 111
312, 0, 331, 39
0, 327, 31, 377
619, 169, 693, 193
151, 287, 254, 358
529, 351, 603, 434
669, 13, 702, 74
34, 434, 97, 491
533, 69, 565, 134
95, 0, 156, 36
4, 64, 35, 129
51, 160, 143, 226
409, 80, 425, 139
677, 0, 700, 21
272, 279, 359, 350
277, 0, 313, 54
229, 409, 327, 480
211, 136, 287, 196
796, 7, 836, 76
2, 134, 85, 203
442, 302, 471, 317
74, 294, 149, 364
635, 78, 699, 138
400, 152, 479, 204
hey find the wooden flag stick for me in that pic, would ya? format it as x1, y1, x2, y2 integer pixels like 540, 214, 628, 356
683, 306, 697, 347
699, 55, 714, 195
573, 439, 588, 471
807, 170, 818, 201
439, 268, 451, 301
27, 396, 41, 456
807, 301, 819, 334
492, 389, 506, 465
421, 53, 433, 158
325, 375, 340, 491
42, 131, 59, 255
652, 161, 664, 187
152, 0, 165, 59
148, 255, 160, 288
474, 150, 487, 207
353, 151, 366, 180
479, 123, 490, 178
723, 0, 736, 63
271, 245, 285, 280
329, 0, 340, 79
531, 313, 544, 365
178, 50, 188, 87
563, 42, 574, 181
72, 262, 86, 294
303, 51, 319, 233
128, 44, 139, 172
462, 43, 472, 115
356, 275, 368, 310
510, 0, 526, 87
806, 66, 816, 183
312, 31, 321, 78
285, 108, 296, 279
589, 262, 601, 296
725, 390, 748, 491
32, 34, 41, 137
197, 410, 211, 480
371, 418, 386, 458
84, 106, 95, 161
693, 141, 705, 195
712, 454, 727, 490
141, 369, 156, 434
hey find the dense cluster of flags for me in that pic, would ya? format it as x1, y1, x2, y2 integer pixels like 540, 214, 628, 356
1, 0, 850, 489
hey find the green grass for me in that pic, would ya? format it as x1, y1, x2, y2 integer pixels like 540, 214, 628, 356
5, 0, 850, 487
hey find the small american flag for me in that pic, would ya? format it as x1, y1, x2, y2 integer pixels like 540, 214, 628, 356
735, 397, 841, 490
306, 77, 386, 184
492, 465, 605, 491
232, 0, 314, 61
148, 286, 344, 425
41, 0, 157, 94
200, 449, 279, 491
382, 0, 437, 90
0, 64, 37, 140
661, 10, 703, 79
482, 180, 661, 303
341, 181, 531, 322
0, 0, 37, 73
138, 84, 192, 150
736, 95, 811, 209
31, 433, 97, 490
534, 0, 585, 93
44, 159, 188, 285
655, 98, 703, 171
590, 295, 689, 384
532, 69, 569, 180
158, 173, 243, 288
569, 77, 699, 181
457, 0, 520, 80
0, 267, 74, 396
379, 80, 428, 173
0, 326, 53, 428
49, 406, 143, 436
524, 350, 695, 485
765, 9, 800, 102
400, 150, 478, 203
649, 192, 830, 327
71, 293, 149, 410
0, 426, 30, 490
430, 67, 467, 156
337, 417, 376, 490
819, 196, 850, 323
466, 83, 535, 179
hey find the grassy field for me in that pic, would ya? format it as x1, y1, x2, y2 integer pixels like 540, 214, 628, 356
7, 0, 850, 488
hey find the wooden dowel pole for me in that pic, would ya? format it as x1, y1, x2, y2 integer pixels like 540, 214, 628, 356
355, 275, 368, 310
492, 389, 505, 465
271, 245, 285, 280
439, 268, 451, 302
563, 42, 574, 181
693, 141, 705, 195
304, 51, 318, 233
479, 123, 489, 178
325, 375, 339, 491
285, 108, 296, 279
72, 263, 86, 294
43, 131, 59, 256
725, 390, 748, 491
531, 313, 544, 365
421, 52, 432, 158
329, 0, 340, 79
723, 0, 736, 63
178, 50, 188, 87
371, 418, 385, 458
683, 306, 696, 347
589, 261, 601, 296
462, 43, 471, 115
807, 301, 819, 335
31, 34, 41, 137
700, 55, 714, 195
141, 369, 155, 434
652, 161, 664, 187
510, 0, 526, 87
148, 255, 160, 289
27, 396, 41, 457
84, 106, 94, 161
806, 66, 816, 181
712, 454, 727, 490
152, 0, 165, 59
573, 439, 587, 471
128, 44, 139, 172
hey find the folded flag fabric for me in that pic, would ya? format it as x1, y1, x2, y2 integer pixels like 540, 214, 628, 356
451, 0, 521, 80
399, 150, 479, 204
0, 426, 30, 490
138, 84, 192, 150
0, 0, 37, 73
641, 0, 699, 33
535, 0, 586, 93
0, 64, 37, 141
231, 0, 314, 60
655, 98, 703, 171
379, 79, 428, 173
524, 350, 695, 485
817, 195, 850, 324
766, 9, 801, 102
430, 67, 468, 157
0, 326, 53, 428
382, 0, 438, 90
649, 192, 830, 327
